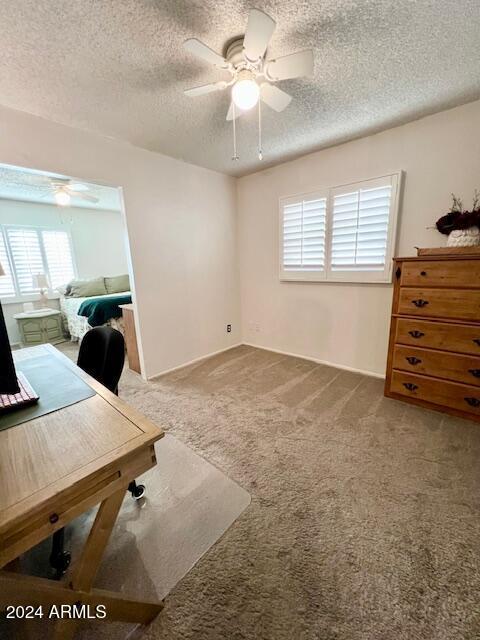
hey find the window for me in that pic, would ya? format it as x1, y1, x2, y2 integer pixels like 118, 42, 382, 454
42, 230, 75, 289
0, 232, 15, 298
279, 173, 401, 283
282, 193, 327, 273
0, 225, 76, 299
6, 227, 44, 295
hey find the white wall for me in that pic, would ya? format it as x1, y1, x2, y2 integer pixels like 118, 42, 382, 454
0, 105, 240, 378
237, 100, 480, 377
3, 100, 477, 379
0, 200, 128, 343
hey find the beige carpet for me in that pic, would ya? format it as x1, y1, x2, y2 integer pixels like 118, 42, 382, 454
18, 343, 480, 638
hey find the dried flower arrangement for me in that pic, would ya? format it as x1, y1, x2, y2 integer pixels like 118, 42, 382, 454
435, 191, 480, 247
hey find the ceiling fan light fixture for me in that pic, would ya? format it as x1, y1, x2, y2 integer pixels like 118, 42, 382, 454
183, 8, 314, 160
55, 189, 71, 207
232, 74, 260, 111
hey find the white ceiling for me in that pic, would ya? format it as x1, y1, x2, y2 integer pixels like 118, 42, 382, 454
1, 1, 479, 177
0, 165, 122, 211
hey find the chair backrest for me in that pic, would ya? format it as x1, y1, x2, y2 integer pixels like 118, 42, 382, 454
77, 327, 125, 395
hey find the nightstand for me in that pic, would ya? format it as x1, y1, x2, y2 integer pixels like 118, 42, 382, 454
14, 309, 64, 347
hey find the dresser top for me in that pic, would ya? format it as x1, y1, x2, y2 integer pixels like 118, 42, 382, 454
395, 246, 480, 262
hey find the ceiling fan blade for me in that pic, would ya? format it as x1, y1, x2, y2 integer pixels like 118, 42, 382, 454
65, 187, 98, 203
68, 182, 88, 192
226, 102, 244, 121
76, 193, 99, 204
261, 84, 292, 112
266, 50, 314, 81
243, 9, 276, 61
50, 178, 70, 188
184, 82, 226, 97
184, 38, 227, 68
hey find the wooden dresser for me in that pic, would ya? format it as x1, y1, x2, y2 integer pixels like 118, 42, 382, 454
385, 253, 480, 422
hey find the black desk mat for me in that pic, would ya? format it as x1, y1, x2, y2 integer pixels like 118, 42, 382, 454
0, 354, 95, 431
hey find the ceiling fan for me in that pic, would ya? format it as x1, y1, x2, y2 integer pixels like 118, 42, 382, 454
45, 179, 99, 207
183, 8, 313, 159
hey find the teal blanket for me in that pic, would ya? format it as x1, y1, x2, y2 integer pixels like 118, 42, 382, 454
78, 294, 131, 327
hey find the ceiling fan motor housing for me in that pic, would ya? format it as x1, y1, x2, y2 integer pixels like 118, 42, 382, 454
225, 39, 247, 68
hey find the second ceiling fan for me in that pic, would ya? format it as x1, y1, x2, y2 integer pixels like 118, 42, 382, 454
46, 179, 99, 207
183, 8, 314, 123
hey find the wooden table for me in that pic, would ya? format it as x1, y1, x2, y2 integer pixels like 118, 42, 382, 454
0, 344, 164, 637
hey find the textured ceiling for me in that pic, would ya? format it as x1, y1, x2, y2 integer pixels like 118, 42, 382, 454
1, 1, 479, 177
0, 165, 122, 211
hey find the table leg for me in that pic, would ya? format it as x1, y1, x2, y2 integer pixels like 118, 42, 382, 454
0, 571, 164, 623
0, 486, 163, 639
53, 488, 127, 639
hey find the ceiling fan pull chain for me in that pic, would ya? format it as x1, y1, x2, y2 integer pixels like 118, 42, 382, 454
232, 103, 239, 161
258, 98, 263, 160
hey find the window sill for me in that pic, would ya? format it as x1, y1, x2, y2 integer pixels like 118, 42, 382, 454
0, 292, 61, 305
279, 271, 393, 284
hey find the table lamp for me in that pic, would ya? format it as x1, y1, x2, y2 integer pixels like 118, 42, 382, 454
32, 273, 49, 308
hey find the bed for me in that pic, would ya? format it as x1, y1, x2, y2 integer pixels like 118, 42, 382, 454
60, 291, 131, 341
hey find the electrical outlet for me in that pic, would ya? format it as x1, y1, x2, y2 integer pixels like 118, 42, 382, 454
227, 324, 232, 333
248, 321, 260, 334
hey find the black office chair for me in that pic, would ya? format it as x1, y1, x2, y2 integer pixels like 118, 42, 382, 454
50, 327, 145, 576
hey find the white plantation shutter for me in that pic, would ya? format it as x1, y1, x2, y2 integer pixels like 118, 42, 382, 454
280, 173, 401, 283
331, 183, 392, 272
1, 225, 76, 297
0, 230, 15, 298
6, 227, 44, 294
42, 230, 75, 288
281, 193, 327, 277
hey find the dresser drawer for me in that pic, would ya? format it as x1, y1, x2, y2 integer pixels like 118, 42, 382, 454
393, 345, 480, 386
395, 318, 480, 355
398, 288, 480, 321
390, 370, 480, 416
400, 260, 480, 287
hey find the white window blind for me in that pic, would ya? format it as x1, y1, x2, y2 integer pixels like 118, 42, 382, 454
6, 227, 44, 295
281, 194, 326, 274
0, 230, 15, 298
42, 230, 75, 289
331, 183, 392, 273
279, 173, 401, 283
0, 225, 76, 299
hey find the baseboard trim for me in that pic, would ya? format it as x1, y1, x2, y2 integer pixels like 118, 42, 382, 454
148, 341, 385, 381
147, 342, 243, 380
242, 342, 386, 379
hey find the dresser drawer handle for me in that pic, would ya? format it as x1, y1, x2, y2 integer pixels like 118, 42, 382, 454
420, 271, 427, 276
411, 299, 429, 308
468, 369, 480, 378
406, 356, 421, 365
403, 382, 418, 392
464, 397, 480, 408
408, 330, 425, 339
473, 339, 480, 347
49, 513, 59, 524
